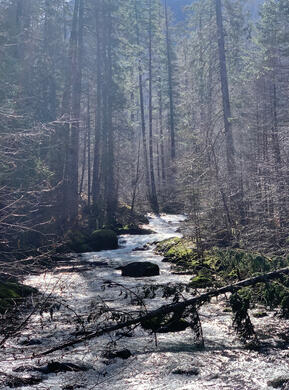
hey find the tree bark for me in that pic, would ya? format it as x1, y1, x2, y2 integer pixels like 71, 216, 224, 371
164, 0, 175, 161
91, 5, 102, 228
134, 0, 152, 206
215, 0, 236, 177
69, 0, 84, 222
148, 0, 159, 214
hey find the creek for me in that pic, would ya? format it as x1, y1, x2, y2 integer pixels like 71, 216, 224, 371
1, 215, 289, 390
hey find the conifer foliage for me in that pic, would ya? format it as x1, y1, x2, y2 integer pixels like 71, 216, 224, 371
1, 0, 289, 258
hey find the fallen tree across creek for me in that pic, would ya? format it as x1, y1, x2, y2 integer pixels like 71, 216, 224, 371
36, 266, 289, 357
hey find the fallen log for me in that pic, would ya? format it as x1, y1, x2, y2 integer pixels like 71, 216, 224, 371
37, 266, 289, 357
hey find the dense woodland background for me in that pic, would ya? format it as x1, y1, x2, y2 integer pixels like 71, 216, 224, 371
1, 0, 289, 270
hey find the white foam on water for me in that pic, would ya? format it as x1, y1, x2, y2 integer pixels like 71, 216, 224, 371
1, 214, 289, 390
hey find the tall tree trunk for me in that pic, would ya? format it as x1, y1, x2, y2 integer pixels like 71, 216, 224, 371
164, 0, 175, 161
215, 0, 246, 227
148, 0, 159, 214
104, 0, 116, 225
158, 76, 166, 187
271, 78, 285, 228
69, 0, 84, 222
91, 5, 102, 228
131, 138, 141, 213
59, 0, 80, 226
87, 90, 92, 209
215, 0, 236, 177
134, 0, 151, 205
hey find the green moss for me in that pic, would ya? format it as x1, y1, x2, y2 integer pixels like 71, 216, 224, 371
200, 248, 280, 283
89, 229, 118, 251
189, 275, 213, 288
156, 238, 289, 314
281, 295, 289, 318
155, 237, 182, 253
252, 311, 268, 318
68, 230, 91, 253
0, 281, 36, 314
156, 237, 198, 267
69, 229, 118, 253
117, 224, 154, 235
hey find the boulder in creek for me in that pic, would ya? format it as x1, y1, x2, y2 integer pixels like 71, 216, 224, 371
89, 229, 118, 251
68, 229, 118, 253
121, 262, 160, 277
20, 338, 42, 346
4, 375, 42, 388
103, 349, 132, 360
141, 315, 190, 333
37, 362, 90, 374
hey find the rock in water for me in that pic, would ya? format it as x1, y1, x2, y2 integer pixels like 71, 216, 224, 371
121, 262, 160, 277
37, 362, 89, 374
172, 366, 199, 376
89, 229, 118, 251
103, 349, 132, 360
5, 375, 42, 388
267, 377, 289, 388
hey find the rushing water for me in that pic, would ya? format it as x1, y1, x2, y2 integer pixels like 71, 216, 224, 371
2, 215, 289, 390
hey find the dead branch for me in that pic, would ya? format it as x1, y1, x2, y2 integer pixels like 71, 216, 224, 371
36, 266, 289, 357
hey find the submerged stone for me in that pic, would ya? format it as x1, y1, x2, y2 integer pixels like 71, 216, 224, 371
5, 375, 42, 388
141, 315, 189, 333
103, 349, 132, 360
121, 262, 160, 277
172, 366, 199, 376
158, 319, 190, 333
37, 362, 90, 374
267, 377, 289, 388
20, 338, 42, 346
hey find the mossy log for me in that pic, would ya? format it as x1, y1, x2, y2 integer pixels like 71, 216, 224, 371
38, 266, 289, 357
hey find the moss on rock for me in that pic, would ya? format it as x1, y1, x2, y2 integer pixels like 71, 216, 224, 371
117, 224, 155, 235
68, 229, 118, 253
189, 275, 214, 289
89, 229, 118, 251
156, 237, 198, 266
0, 281, 36, 314
68, 230, 91, 253
156, 236, 289, 314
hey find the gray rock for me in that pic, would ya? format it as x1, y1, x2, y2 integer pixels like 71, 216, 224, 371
103, 349, 132, 360
121, 262, 160, 277
37, 362, 90, 374
5, 375, 42, 388
20, 338, 42, 346
268, 377, 289, 388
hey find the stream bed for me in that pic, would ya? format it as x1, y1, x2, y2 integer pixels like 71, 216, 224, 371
1, 215, 289, 390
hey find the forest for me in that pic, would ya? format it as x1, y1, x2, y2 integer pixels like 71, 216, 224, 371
1, 0, 289, 389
